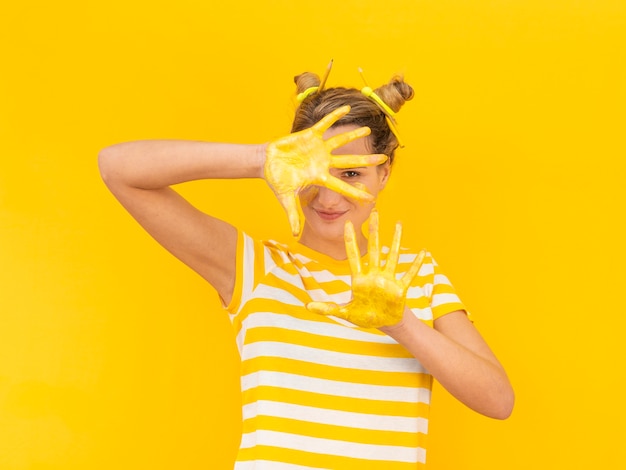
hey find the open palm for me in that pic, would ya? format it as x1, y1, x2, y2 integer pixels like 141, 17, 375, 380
307, 211, 425, 328
264, 105, 387, 236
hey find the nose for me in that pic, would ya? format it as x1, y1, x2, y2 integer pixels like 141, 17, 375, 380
315, 186, 343, 208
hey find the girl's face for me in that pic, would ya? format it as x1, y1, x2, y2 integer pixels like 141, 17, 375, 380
299, 124, 390, 258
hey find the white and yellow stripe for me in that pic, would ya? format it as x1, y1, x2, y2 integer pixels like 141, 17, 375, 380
226, 232, 466, 469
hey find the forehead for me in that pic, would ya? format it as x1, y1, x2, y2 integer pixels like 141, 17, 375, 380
323, 124, 372, 155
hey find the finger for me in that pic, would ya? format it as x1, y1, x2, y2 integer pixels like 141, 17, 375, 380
401, 250, 426, 289
329, 153, 388, 168
299, 186, 319, 207
385, 222, 402, 274
368, 210, 380, 269
344, 221, 362, 275
322, 175, 375, 202
277, 192, 302, 237
352, 182, 368, 194
325, 126, 370, 150
312, 105, 351, 134
307, 301, 339, 316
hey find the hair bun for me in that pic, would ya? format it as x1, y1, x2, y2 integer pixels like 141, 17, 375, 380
294, 72, 321, 95
374, 76, 414, 113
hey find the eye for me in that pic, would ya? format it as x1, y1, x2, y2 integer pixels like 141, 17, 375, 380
342, 170, 361, 178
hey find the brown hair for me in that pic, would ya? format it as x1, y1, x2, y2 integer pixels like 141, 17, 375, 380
292, 72, 414, 163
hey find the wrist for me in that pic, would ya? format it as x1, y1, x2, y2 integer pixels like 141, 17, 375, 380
257, 143, 268, 179
380, 307, 419, 339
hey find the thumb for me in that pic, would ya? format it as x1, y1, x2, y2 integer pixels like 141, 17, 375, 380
276, 192, 302, 237
306, 301, 339, 316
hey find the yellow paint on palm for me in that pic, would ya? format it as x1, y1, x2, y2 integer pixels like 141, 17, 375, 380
307, 211, 425, 328
264, 105, 388, 236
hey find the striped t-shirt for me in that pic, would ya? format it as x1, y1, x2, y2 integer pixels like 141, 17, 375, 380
225, 231, 466, 469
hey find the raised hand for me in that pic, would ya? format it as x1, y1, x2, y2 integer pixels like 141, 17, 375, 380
264, 105, 388, 236
307, 211, 425, 328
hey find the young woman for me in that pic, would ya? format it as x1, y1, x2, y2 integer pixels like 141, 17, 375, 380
98, 68, 514, 469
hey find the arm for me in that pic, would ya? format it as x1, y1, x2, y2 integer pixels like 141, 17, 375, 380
98, 140, 266, 305
381, 310, 515, 419
307, 212, 514, 419
98, 108, 387, 305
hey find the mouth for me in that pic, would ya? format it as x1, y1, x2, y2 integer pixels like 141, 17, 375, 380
314, 209, 348, 221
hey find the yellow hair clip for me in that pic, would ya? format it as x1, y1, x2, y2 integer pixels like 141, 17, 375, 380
359, 68, 405, 148
385, 116, 404, 148
296, 60, 334, 104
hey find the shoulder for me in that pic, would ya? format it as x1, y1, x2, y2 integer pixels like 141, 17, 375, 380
238, 232, 307, 273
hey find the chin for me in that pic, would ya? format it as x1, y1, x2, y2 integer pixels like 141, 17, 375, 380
312, 222, 345, 242
300, 217, 344, 245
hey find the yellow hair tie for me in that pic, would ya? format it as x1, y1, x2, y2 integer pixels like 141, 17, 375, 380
360, 86, 397, 117
358, 68, 405, 148
296, 60, 334, 104
297, 86, 319, 103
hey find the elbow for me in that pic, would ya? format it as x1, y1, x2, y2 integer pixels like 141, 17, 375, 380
488, 385, 515, 420
98, 146, 112, 183
98, 145, 122, 187
468, 375, 515, 420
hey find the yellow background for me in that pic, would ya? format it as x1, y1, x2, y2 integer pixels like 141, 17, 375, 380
1, 0, 625, 468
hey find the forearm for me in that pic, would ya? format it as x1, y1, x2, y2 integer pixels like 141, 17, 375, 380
381, 311, 514, 419
98, 140, 267, 190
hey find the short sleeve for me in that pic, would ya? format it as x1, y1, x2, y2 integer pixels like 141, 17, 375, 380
430, 256, 469, 321
224, 230, 267, 317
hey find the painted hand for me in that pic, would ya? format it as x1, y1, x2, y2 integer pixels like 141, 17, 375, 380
264, 105, 388, 237
307, 211, 425, 329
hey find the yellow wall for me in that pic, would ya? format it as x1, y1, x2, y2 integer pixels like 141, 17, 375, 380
1, 1, 624, 468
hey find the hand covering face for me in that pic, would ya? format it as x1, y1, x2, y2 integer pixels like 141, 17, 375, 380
264, 105, 388, 237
